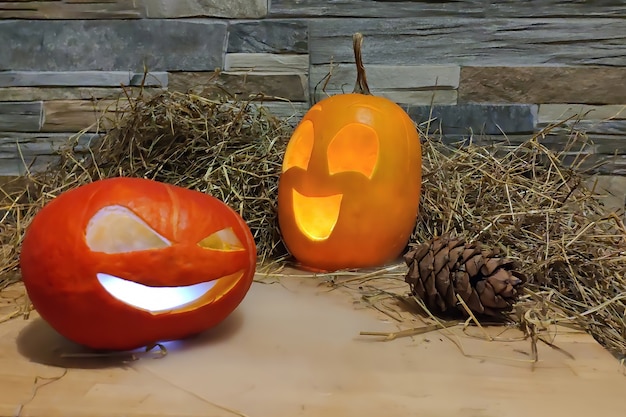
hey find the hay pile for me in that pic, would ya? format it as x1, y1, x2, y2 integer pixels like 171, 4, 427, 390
0, 86, 625, 358
0, 88, 291, 282
412, 128, 626, 357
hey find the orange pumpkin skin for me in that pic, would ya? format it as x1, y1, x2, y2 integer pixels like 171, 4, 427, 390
20, 177, 257, 351
277, 93, 422, 271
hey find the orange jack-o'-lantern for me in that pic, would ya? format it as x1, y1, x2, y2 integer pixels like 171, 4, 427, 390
278, 34, 422, 271
20, 177, 257, 351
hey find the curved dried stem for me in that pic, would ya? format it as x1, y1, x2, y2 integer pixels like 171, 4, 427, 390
352, 32, 372, 95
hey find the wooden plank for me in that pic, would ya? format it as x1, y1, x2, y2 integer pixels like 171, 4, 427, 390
3, 277, 624, 417
309, 17, 626, 66
270, 0, 626, 18
0, 286, 218, 417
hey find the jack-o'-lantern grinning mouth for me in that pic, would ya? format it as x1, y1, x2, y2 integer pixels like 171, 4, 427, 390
292, 189, 343, 241
96, 273, 216, 313
96, 271, 244, 314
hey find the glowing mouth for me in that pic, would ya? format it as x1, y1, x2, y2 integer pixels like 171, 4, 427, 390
97, 273, 217, 314
292, 189, 343, 241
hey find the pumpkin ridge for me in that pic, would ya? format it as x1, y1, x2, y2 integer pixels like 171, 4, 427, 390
164, 182, 181, 241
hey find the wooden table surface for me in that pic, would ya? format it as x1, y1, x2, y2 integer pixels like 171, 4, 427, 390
1, 277, 625, 417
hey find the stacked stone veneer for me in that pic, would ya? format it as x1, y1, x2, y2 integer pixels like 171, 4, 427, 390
0, 0, 625, 177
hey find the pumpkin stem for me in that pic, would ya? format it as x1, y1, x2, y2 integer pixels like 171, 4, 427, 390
352, 33, 372, 95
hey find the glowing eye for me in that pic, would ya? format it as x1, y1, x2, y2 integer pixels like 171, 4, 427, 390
198, 227, 244, 251
86, 205, 170, 253
283, 120, 314, 173
327, 123, 379, 178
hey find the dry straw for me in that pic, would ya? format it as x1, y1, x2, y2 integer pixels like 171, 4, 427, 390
0, 82, 625, 359
0, 85, 292, 277
412, 124, 626, 358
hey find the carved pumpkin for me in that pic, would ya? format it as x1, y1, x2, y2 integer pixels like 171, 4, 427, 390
20, 177, 257, 351
277, 33, 422, 271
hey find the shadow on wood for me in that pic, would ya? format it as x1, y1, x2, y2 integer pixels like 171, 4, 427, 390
16, 309, 245, 369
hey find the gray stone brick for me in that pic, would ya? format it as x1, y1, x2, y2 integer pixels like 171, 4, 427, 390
0, 132, 96, 156
0, 155, 58, 176
0, 87, 163, 102
0, 0, 143, 19
144, 0, 268, 18
169, 71, 308, 102
459, 66, 626, 105
538, 120, 626, 138
228, 20, 308, 54
0, 132, 97, 175
0, 71, 168, 88
0, 102, 43, 132
405, 104, 538, 135
309, 18, 626, 66
225, 53, 309, 73
258, 101, 309, 126
538, 105, 626, 123
310, 64, 459, 105
270, 0, 625, 18
0, 20, 227, 71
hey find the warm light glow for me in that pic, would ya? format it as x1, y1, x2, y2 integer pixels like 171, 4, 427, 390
86, 205, 170, 253
198, 227, 244, 251
97, 273, 216, 313
283, 120, 314, 173
292, 189, 342, 241
327, 123, 379, 178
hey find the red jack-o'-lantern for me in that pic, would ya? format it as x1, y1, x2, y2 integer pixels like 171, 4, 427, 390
278, 34, 422, 271
20, 177, 257, 351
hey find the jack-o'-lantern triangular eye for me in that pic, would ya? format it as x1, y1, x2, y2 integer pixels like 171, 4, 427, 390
198, 227, 244, 251
86, 205, 171, 253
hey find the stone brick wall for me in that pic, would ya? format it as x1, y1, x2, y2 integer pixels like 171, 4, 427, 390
1, 0, 625, 177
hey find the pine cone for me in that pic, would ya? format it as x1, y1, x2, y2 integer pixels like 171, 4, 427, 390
404, 235, 526, 318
